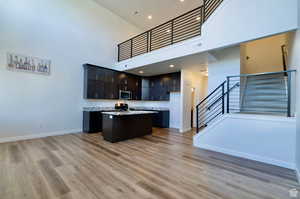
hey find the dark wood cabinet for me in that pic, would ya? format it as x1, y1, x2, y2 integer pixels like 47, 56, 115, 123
152, 110, 170, 128
83, 64, 180, 101
128, 75, 142, 100
83, 111, 103, 133
144, 72, 180, 101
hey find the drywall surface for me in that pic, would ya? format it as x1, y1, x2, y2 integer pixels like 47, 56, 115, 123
194, 114, 296, 169
0, 0, 141, 140
208, 46, 240, 93
286, 30, 300, 179
180, 69, 207, 132
241, 34, 288, 74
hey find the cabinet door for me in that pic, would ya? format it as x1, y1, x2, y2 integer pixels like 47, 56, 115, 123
127, 75, 141, 100
171, 72, 181, 92
149, 78, 156, 101
104, 70, 117, 99
118, 73, 128, 91
135, 78, 142, 100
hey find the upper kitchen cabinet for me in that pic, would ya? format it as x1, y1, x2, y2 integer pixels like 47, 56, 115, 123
170, 72, 181, 92
84, 64, 118, 100
104, 70, 119, 99
118, 72, 129, 91
128, 75, 142, 100
84, 65, 105, 99
83, 64, 180, 101
146, 72, 180, 101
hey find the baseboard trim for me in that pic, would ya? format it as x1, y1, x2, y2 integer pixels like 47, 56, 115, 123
0, 129, 81, 143
180, 127, 192, 133
196, 143, 296, 170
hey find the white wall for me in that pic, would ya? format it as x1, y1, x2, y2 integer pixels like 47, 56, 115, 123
114, 0, 298, 71
0, 0, 141, 140
180, 69, 208, 132
194, 114, 296, 169
208, 46, 240, 92
287, 30, 300, 179
240, 34, 288, 74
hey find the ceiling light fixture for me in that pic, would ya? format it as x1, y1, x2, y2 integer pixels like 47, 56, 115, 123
139, 70, 144, 74
180, 0, 185, 2
196, 16, 201, 21
169, 64, 175, 68
166, 29, 171, 33
148, 15, 152, 20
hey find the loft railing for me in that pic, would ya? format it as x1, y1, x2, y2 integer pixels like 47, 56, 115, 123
118, 0, 223, 62
196, 70, 296, 133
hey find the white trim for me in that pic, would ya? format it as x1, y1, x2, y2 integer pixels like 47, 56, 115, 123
0, 129, 81, 143
198, 143, 296, 170
297, 168, 300, 184
180, 127, 192, 133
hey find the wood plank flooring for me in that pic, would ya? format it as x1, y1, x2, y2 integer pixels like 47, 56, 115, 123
0, 128, 299, 199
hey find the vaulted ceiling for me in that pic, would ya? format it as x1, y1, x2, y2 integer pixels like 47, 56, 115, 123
94, 0, 203, 31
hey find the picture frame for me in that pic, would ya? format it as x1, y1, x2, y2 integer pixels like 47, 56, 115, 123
7, 52, 51, 75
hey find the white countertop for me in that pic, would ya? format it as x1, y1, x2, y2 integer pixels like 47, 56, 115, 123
102, 111, 158, 116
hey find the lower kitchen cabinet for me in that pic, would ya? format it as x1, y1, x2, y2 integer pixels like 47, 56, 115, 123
83, 111, 103, 133
152, 110, 170, 128
129, 108, 170, 128
83, 109, 170, 133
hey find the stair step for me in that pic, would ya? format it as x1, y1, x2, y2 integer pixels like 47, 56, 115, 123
244, 90, 287, 96
243, 95, 287, 101
243, 103, 287, 109
238, 109, 287, 116
246, 80, 286, 86
246, 74, 286, 80
239, 107, 287, 113
245, 84, 286, 90
242, 104, 287, 110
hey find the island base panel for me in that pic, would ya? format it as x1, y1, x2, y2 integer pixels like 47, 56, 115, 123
102, 114, 153, 143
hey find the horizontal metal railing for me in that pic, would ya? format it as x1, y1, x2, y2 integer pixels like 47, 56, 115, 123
118, 0, 223, 62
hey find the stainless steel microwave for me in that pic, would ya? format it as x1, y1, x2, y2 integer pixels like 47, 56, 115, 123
119, 90, 132, 100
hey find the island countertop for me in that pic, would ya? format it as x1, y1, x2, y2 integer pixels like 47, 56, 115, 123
102, 111, 158, 116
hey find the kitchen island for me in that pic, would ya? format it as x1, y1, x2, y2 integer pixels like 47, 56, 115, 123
101, 111, 157, 143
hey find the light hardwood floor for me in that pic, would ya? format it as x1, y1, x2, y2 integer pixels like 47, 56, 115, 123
0, 128, 299, 199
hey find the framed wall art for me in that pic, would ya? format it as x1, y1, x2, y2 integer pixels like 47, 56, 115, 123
7, 52, 51, 75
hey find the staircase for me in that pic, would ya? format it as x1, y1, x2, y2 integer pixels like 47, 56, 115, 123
196, 70, 295, 133
241, 73, 288, 115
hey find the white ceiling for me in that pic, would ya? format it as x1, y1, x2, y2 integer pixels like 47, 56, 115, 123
94, 0, 203, 31
125, 52, 208, 76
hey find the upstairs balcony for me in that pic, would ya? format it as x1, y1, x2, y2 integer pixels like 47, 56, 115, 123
115, 0, 298, 71
117, 0, 223, 62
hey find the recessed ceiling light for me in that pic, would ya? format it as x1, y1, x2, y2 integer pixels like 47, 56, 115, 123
169, 64, 175, 68
180, 0, 185, 2
196, 16, 201, 21
139, 70, 144, 74
166, 29, 171, 33
148, 15, 152, 20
